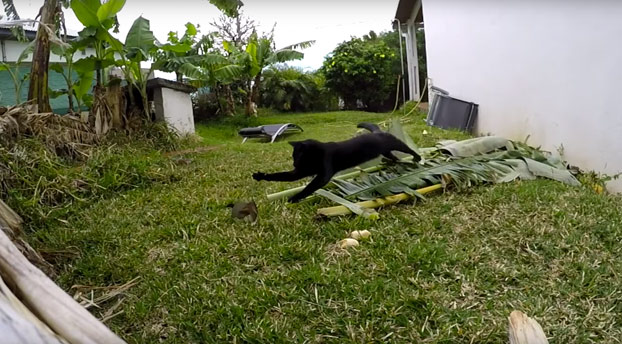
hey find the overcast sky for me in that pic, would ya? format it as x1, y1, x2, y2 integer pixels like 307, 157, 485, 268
10, 0, 400, 70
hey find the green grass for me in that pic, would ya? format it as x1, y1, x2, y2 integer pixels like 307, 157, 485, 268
21, 110, 622, 343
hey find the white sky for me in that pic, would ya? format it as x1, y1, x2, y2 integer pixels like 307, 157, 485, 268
10, 0, 400, 70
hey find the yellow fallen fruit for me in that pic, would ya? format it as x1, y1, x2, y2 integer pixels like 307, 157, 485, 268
350, 230, 371, 240
339, 238, 359, 249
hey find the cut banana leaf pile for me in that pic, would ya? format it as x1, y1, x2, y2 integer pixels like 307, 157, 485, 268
268, 120, 582, 218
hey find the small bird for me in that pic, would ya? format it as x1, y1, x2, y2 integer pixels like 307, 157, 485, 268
227, 201, 258, 223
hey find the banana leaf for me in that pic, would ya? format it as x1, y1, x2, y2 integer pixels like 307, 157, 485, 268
388, 118, 421, 157
523, 158, 580, 186
314, 189, 378, 220
267, 121, 581, 206
438, 136, 512, 157
328, 149, 579, 201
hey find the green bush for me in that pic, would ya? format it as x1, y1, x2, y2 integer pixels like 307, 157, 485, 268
321, 33, 400, 112
260, 66, 338, 112
192, 89, 222, 121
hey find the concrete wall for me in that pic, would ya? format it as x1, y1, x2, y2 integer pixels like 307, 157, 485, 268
422, 0, 622, 191
153, 87, 195, 135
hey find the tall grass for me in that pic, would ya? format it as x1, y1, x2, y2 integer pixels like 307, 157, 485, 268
0, 123, 184, 228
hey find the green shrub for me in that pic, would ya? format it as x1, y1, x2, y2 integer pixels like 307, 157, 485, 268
260, 66, 338, 113
192, 89, 222, 121
321, 33, 399, 112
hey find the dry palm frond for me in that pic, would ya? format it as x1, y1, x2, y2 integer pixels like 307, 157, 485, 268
91, 88, 113, 137
0, 101, 99, 158
0, 114, 20, 145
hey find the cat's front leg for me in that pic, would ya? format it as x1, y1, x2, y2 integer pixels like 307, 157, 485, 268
253, 169, 307, 182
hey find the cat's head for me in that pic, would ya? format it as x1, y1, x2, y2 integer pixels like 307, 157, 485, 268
289, 140, 321, 165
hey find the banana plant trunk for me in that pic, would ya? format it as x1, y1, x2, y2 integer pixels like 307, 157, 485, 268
27, 0, 58, 113
67, 90, 74, 113
223, 84, 235, 116
245, 74, 261, 116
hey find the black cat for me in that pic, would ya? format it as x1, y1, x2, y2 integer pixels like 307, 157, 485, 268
252, 122, 421, 203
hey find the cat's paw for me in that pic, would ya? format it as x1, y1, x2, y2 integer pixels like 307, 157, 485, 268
252, 172, 266, 181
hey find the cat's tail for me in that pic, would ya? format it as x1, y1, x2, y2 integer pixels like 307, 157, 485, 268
357, 122, 382, 133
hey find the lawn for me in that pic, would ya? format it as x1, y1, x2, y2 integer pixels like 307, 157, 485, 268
27, 110, 622, 343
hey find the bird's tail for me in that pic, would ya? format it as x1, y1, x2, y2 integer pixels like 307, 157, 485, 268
357, 122, 382, 133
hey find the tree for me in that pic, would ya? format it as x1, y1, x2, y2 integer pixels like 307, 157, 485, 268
260, 66, 337, 112
209, 10, 255, 115
27, 0, 62, 113
177, 48, 245, 114
240, 31, 313, 116
210, 10, 255, 49
207, 0, 242, 18
156, 23, 200, 82
321, 34, 399, 112
260, 66, 315, 112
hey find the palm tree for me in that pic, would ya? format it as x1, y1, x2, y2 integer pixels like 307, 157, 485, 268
261, 66, 318, 112
241, 31, 314, 116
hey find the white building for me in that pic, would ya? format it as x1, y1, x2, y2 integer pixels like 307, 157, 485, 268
396, 0, 622, 192
0, 22, 94, 63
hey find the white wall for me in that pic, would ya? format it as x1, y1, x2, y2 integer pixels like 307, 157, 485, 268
422, 0, 622, 191
2, 40, 95, 63
153, 87, 195, 135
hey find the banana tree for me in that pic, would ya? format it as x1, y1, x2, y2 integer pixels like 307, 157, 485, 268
0, 42, 34, 104
241, 32, 314, 116
49, 36, 95, 113
70, 0, 126, 87
115, 16, 198, 119
27, 0, 61, 112
178, 52, 244, 116
1, 0, 70, 112
117, 16, 161, 119
154, 23, 198, 82
50, 56, 95, 113
178, 53, 244, 89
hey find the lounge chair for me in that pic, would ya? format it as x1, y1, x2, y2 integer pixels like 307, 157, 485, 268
238, 123, 303, 143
